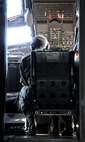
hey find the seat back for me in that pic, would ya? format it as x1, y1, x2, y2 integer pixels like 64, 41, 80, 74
30, 50, 74, 110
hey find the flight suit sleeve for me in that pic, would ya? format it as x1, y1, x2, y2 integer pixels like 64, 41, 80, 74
19, 54, 30, 86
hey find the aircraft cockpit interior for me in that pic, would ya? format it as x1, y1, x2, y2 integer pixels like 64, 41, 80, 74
1, 0, 85, 142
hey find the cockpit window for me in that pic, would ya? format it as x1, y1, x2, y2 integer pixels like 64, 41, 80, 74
7, 26, 32, 46
7, 0, 23, 19
7, 0, 32, 50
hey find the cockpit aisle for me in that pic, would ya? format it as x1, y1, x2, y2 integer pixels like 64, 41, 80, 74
4, 113, 26, 136
4, 136, 78, 142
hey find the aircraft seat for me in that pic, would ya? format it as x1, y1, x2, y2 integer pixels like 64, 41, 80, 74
30, 50, 78, 136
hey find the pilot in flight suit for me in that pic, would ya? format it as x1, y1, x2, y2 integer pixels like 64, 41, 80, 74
18, 35, 50, 135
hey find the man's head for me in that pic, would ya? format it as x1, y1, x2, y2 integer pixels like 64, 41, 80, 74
31, 34, 50, 50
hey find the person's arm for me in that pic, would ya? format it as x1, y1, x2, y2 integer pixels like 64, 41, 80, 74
19, 54, 30, 86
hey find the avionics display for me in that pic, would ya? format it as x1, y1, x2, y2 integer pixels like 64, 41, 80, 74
49, 26, 73, 49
